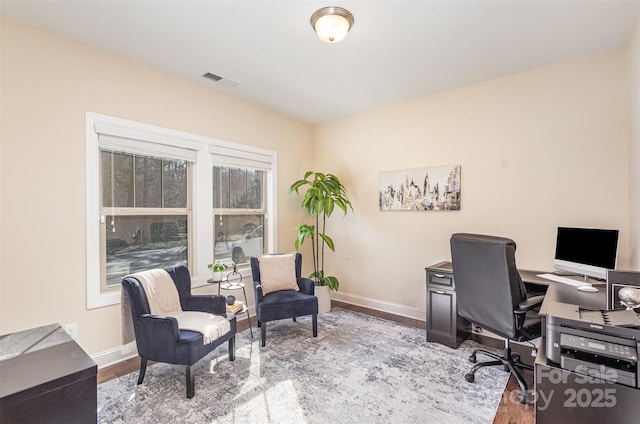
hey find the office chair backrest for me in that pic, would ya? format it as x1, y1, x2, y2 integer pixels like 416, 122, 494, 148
450, 233, 528, 339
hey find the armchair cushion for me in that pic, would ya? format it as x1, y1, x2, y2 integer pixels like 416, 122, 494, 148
258, 253, 299, 295
257, 289, 318, 322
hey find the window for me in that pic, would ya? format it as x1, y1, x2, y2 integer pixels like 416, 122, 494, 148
101, 151, 191, 289
213, 166, 266, 266
86, 112, 276, 309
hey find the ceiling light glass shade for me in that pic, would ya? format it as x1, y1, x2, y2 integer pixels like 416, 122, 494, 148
310, 7, 354, 43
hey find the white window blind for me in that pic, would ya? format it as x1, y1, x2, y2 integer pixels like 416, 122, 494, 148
95, 123, 199, 162
209, 145, 273, 170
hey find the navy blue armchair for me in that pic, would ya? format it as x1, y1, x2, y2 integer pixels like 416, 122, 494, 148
250, 253, 318, 347
121, 266, 236, 398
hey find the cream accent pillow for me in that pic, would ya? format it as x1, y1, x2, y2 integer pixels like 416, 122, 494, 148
258, 253, 299, 295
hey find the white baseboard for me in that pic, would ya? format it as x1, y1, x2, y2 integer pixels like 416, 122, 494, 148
92, 347, 138, 369
331, 291, 425, 322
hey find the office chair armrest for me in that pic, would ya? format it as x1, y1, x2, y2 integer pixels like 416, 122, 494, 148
517, 295, 545, 312
184, 294, 226, 315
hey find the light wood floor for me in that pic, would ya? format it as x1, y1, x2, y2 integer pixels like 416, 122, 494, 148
98, 302, 533, 423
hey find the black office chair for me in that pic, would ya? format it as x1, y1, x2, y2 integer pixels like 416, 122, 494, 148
450, 233, 545, 403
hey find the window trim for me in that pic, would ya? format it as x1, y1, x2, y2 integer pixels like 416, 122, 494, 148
86, 112, 277, 309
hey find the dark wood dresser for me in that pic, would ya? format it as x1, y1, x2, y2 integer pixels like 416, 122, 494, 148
0, 323, 97, 423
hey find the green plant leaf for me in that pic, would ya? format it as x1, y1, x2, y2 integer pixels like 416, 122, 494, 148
318, 233, 335, 251
324, 198, 334, 216
289, 179, 309, 194
323, 275, 339, 291
295, 224, 315, 251
309, 270, 323, 281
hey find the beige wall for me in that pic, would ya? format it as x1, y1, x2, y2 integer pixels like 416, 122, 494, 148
313, 47, 630, 317
1, 15, 637, 360
630, 11, 640, 269
0, 18, 313, 355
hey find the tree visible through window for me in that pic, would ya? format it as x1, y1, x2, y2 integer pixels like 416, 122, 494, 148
213, 166, 265, 266
101, 150, 190, 287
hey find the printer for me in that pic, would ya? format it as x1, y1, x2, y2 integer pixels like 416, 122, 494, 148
545, 301, 640, 388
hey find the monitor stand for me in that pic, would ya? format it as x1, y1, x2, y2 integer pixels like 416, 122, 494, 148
553, 271, 604, 284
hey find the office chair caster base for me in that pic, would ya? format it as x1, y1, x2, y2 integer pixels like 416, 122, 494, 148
465, 373, 475, 383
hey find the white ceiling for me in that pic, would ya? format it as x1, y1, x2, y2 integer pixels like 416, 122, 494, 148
2, 1, 639, 124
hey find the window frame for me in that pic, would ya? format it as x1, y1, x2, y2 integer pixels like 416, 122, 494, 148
213, 165, 268, 267
99, 150, 193, 293
86, 112, 277, 309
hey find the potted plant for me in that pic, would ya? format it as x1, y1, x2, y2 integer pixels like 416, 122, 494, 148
289, 171, 353, 312
208, 261, 227, 282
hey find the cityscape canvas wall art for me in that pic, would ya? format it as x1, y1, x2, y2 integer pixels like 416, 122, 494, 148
379, 165, 461, 211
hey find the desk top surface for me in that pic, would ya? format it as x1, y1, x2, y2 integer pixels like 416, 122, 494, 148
425, 261, 453, 273
427, 261, 608, 312
538, 280, 607, 314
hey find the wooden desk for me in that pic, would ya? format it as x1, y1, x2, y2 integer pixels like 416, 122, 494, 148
423, 263, 552, 349
520, 271, 608, 336
535, 278, 608, 315
425, 262, 638, 421
0, 323, 97, 423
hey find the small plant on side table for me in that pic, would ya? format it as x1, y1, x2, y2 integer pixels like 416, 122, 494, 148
208, 261, 227, 281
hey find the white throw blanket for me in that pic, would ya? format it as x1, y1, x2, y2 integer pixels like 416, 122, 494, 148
171, 311, 230, 344
136, 269, 182, 316
121, 269, 230, 352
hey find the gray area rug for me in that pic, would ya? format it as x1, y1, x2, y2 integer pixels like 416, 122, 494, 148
98, 308, 508, 423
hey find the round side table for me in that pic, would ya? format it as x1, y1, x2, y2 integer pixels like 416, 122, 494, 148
207, 272, 253, 339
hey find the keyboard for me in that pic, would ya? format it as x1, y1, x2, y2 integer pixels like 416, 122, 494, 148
537, 273, 591, 287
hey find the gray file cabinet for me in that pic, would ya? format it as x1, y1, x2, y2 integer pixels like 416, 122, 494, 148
425, 261, 469, 348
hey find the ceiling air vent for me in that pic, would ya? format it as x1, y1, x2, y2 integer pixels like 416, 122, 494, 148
202, 72, 239, 88
203, 72, 222, 81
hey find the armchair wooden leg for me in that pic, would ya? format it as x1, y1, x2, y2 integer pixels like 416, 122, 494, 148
137, 358, 148, 385
312, 314, 318, 337
186, 365, 195, 399
229, 336, 236, 361
261, 322, 267, 347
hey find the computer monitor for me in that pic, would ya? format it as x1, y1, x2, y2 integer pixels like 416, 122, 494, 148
554, 227, 619, 280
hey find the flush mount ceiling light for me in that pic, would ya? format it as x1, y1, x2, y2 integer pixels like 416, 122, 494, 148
310, 6, 354, 43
